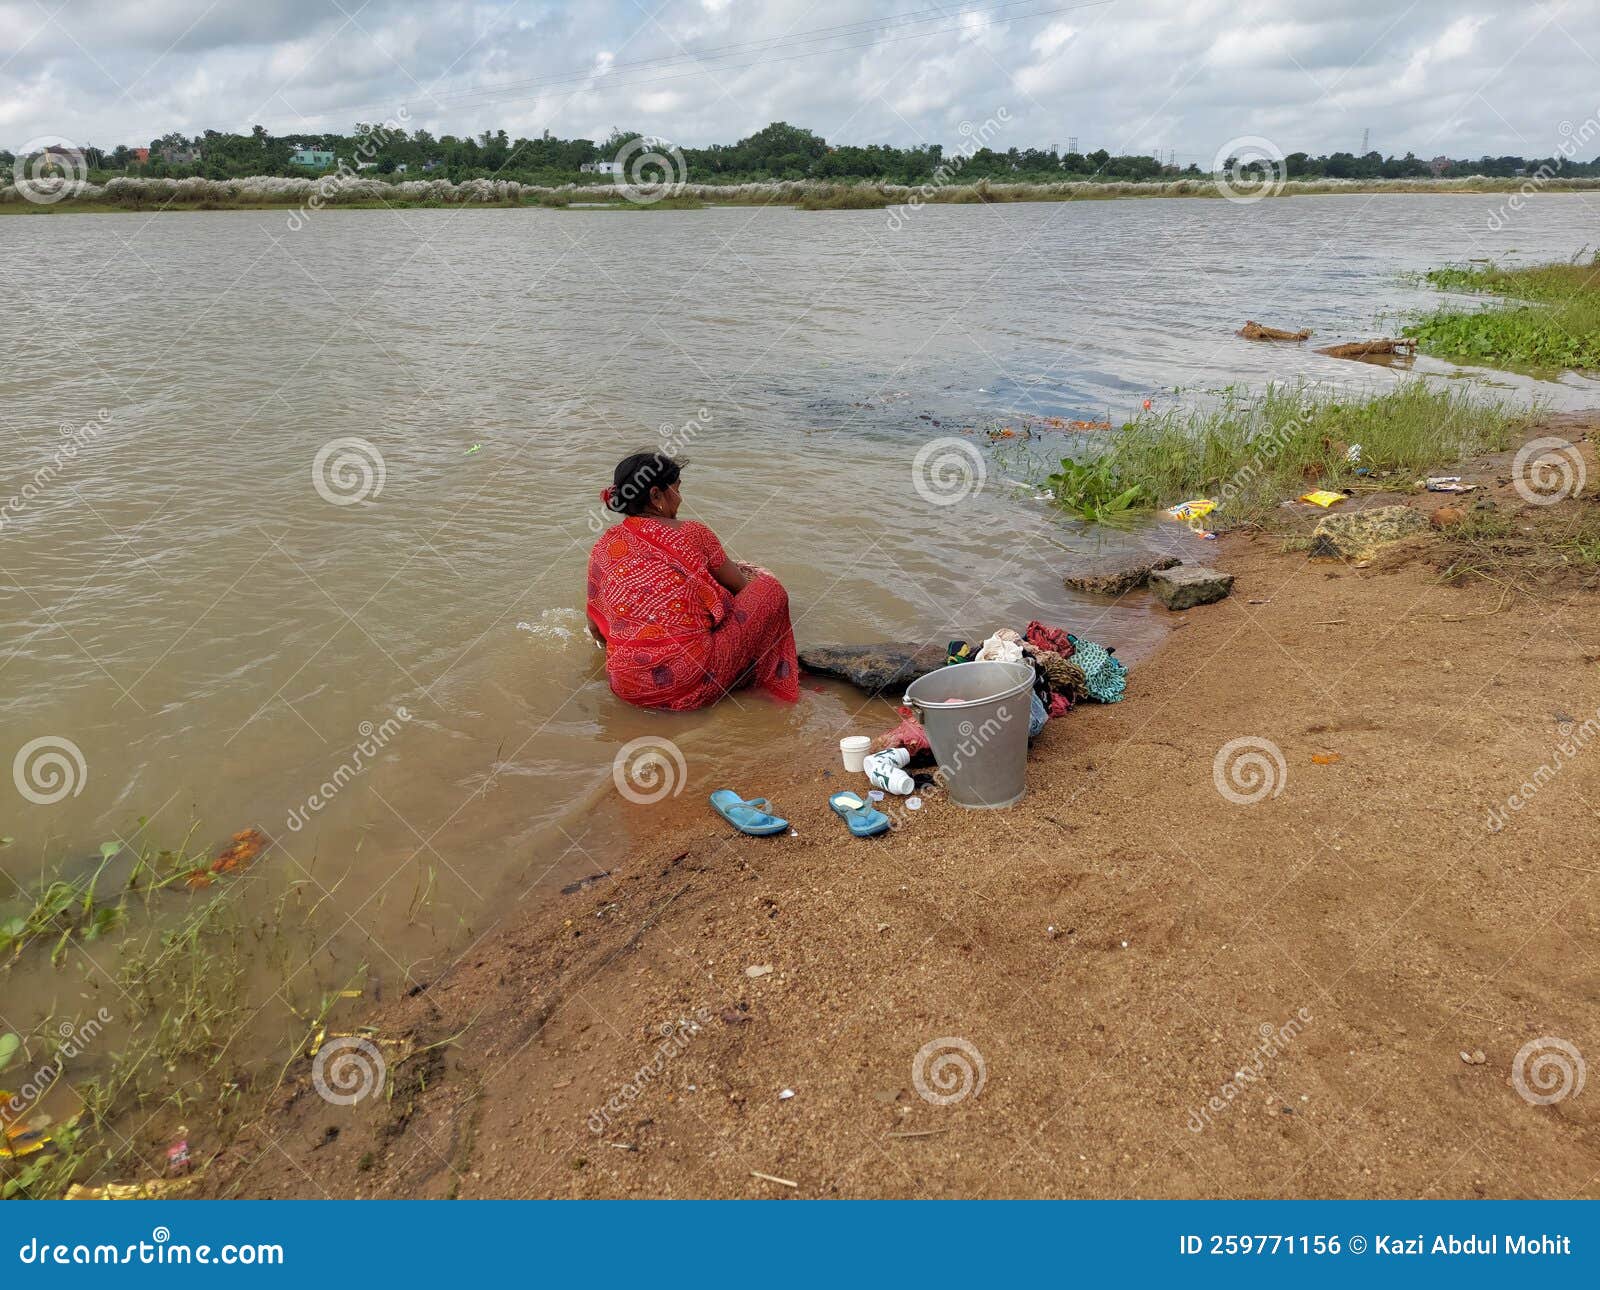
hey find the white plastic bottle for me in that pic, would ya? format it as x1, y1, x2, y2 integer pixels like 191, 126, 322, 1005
864, 747, 914, 795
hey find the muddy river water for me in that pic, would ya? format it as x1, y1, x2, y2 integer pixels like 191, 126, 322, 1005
3, 193, 1598, 1081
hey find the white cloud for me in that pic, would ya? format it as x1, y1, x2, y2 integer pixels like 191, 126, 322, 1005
0, 0, 1595, 164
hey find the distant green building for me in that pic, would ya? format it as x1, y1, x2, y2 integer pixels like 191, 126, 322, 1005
290, 148, 334, 169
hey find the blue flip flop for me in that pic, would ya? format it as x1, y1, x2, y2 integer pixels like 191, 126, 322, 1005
829, 791, 891, 838
709, 789, 790, 836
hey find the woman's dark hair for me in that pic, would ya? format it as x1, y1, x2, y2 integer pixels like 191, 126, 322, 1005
606, 452, 684, 515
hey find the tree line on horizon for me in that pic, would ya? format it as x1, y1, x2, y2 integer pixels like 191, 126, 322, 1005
8, 120, 1599, 187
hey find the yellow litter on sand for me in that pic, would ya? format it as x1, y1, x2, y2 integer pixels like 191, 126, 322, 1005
1167, 499, 1217, 522
65, 1176, 201, 1200
1300, 490, 1345, 508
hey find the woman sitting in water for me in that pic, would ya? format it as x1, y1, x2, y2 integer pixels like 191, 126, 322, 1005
586, 452, 799, 711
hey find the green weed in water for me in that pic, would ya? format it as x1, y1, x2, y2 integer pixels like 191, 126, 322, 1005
1045, 454, 1147, 521
1405, 252, 1600, 370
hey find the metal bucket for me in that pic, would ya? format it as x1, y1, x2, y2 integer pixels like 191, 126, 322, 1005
904, 660, 1035, 809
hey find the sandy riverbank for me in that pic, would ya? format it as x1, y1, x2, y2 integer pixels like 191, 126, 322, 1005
203, 417, 1600, 1199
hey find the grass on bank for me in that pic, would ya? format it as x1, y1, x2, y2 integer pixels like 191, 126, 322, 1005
15, 174, 1600, 216
1432, 505, 1600, 586
1404, 251, 1600, 369
796, 186, 896, 210
1040, 382, 1531, 523
0, 824, 374, 1199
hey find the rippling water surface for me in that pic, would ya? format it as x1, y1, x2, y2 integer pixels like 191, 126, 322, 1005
3, 193, 1597, 1022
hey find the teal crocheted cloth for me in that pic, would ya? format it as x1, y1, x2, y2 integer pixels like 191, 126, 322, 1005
1067, 633, 1126, 703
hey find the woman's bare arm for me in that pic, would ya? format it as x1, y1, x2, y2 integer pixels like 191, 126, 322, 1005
711, 559, 749, 594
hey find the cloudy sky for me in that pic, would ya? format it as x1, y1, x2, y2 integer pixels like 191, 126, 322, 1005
3, 0, 1599, 161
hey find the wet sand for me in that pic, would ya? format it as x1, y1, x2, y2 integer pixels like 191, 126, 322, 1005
205, 418, 1600, 1200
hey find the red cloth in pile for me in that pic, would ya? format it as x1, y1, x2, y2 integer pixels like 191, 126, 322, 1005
874, 705, 933, 762
1024, 620, 1075, 658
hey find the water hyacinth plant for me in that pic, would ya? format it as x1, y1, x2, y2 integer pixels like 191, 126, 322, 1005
1405, 252, 1600, 370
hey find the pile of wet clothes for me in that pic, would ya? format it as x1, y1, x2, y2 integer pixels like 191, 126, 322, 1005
874, 620, 1126, 760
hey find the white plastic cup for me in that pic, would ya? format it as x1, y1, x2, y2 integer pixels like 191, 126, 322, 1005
839, 735, 872, 773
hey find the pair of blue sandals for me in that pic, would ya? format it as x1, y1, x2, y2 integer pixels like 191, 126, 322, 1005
708, 788, 891, 838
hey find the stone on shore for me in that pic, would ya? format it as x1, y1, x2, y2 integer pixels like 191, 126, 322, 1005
1063, 554, 1181, 596
1148, 565, 1234, 610
1308, 505, 1426, 561
798, 641, 949, 694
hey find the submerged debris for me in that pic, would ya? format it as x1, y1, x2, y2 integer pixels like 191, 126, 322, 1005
1317, 338, 1418, 360
186, 828, 268, 889
1239, 320, 1312, 341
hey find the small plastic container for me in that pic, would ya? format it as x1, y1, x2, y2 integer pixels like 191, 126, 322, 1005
839, 735, 872, 773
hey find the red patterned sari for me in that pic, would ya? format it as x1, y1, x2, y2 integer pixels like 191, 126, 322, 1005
586, 517, 800, 711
